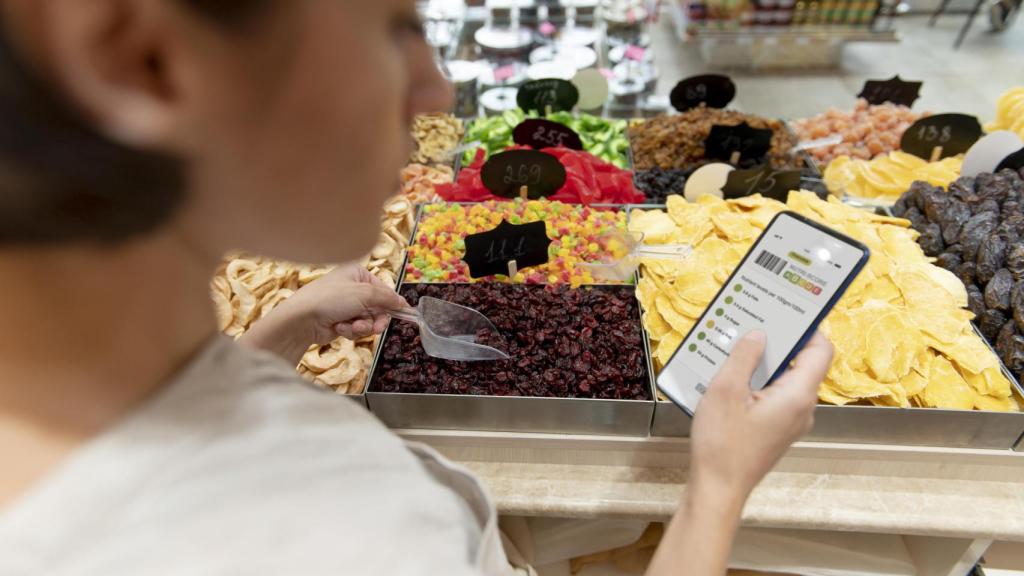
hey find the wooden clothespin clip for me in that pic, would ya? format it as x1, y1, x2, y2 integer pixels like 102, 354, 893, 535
730, 151, 742, 165
929, 146, 943, 163
507, 259, 518, 279
519, 185, 529, 201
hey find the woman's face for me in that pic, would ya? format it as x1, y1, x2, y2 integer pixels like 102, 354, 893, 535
180, 0, 453, 264
7, 0, 452, 264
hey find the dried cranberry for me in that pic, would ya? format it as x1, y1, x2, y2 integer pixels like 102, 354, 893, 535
369, 283, 652, 400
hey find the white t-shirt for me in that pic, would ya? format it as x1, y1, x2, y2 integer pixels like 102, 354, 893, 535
0, 336, 520, 576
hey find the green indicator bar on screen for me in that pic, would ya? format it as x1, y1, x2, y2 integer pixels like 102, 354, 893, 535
788, 251, 812, 266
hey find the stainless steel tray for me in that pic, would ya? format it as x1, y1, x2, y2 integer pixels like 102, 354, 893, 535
365, 282, 656, 436
629, 205, 1024, 449
653, 386, 1024, 451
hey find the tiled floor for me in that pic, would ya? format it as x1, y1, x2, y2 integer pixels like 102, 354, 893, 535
648, 15, 1024, 120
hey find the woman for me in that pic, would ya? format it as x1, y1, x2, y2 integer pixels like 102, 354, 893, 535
0, 1, 833, 574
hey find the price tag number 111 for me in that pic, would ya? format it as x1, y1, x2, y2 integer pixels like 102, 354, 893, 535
485, 237, 528, 265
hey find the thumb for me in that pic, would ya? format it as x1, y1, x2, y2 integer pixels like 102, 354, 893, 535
709, 330, 767, 401
359, 284, 409, 312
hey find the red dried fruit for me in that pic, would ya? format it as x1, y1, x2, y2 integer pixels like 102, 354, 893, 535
371, 283, 652, 400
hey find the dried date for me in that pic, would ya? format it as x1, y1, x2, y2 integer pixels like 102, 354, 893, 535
1014, 281, 1024, 331
985, 269, 1014, 311
959, 211, 1000, 262
918, 223, 945, 257
956, 261, 977, 287
997, 319, 1017, 361
978, 309, 1008, 341
976, 236, 1007, 286
1008, 245, 1024, 281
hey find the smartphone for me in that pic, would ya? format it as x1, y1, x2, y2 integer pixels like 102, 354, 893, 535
656, 210, 870, 415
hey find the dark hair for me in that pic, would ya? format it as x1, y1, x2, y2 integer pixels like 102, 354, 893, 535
0, 1, 268, 246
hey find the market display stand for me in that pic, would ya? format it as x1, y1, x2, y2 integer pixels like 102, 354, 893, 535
668, 3, 900, 67
402, 429, 1024, 575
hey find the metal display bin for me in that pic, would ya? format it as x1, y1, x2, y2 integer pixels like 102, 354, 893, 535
651, 369, 1024, 451
365, 282, 656, 436
629, 205, 1024, 449
367, 201, 655, 435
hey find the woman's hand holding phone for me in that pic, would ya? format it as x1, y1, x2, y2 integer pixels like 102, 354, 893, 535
691, 329, 833, 499
646, 330, 833, 576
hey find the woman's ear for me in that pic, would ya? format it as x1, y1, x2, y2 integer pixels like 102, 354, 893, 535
5, 0, 192, 150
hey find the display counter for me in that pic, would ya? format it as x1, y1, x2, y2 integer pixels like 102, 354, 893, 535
405, 429, 1024, 574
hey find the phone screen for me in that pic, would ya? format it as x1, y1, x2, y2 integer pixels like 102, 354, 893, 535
657, 211, 869, 414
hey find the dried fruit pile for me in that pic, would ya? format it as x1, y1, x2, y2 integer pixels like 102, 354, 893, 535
209, 195, 417, 394
824, 151, 963, 204
635, 167, 829, 204
634, 168, 691, 204
634, 192, 1017, 410
462, 109, 631, 168
400, 163, 452, 204
439, 147, 643, 205
893, 167, 1024, 384
410, 113, 464, 167
791, 99, 927, 166
404, 200, 627, 285
628, 105, 800, 171
372, 283, 652, 400
985, 87, 1024, 140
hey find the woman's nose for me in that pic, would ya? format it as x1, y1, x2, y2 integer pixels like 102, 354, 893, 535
409, 49, 455, 116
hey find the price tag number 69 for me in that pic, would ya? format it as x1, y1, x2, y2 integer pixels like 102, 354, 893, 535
686, 83, 708, 101
504, 164, 542, 186
723, 135, 756, 152
534, 89, 559, 107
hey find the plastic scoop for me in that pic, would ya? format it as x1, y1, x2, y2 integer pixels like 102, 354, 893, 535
580, 230, 692, 281
389, 297, 510, 361
791, 134, 843, 154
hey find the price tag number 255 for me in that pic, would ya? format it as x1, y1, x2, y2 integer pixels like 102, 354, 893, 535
532, 126, 570, 148
504, 164, 542, 186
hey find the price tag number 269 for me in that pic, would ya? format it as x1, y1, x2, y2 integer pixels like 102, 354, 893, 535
504, 164, 542, 186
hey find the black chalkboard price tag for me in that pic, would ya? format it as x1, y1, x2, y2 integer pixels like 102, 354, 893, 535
670, 74, 736, 112
857, 75, 923, 107
996, 147, 1024, 172
901, 114, 983, 161
722, 167, 803, 202
481, 149, 567, 199
704, 122, 773, 163
462, 220, 552, 279
513, 118, 584, 150
516, 79, 579, 113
